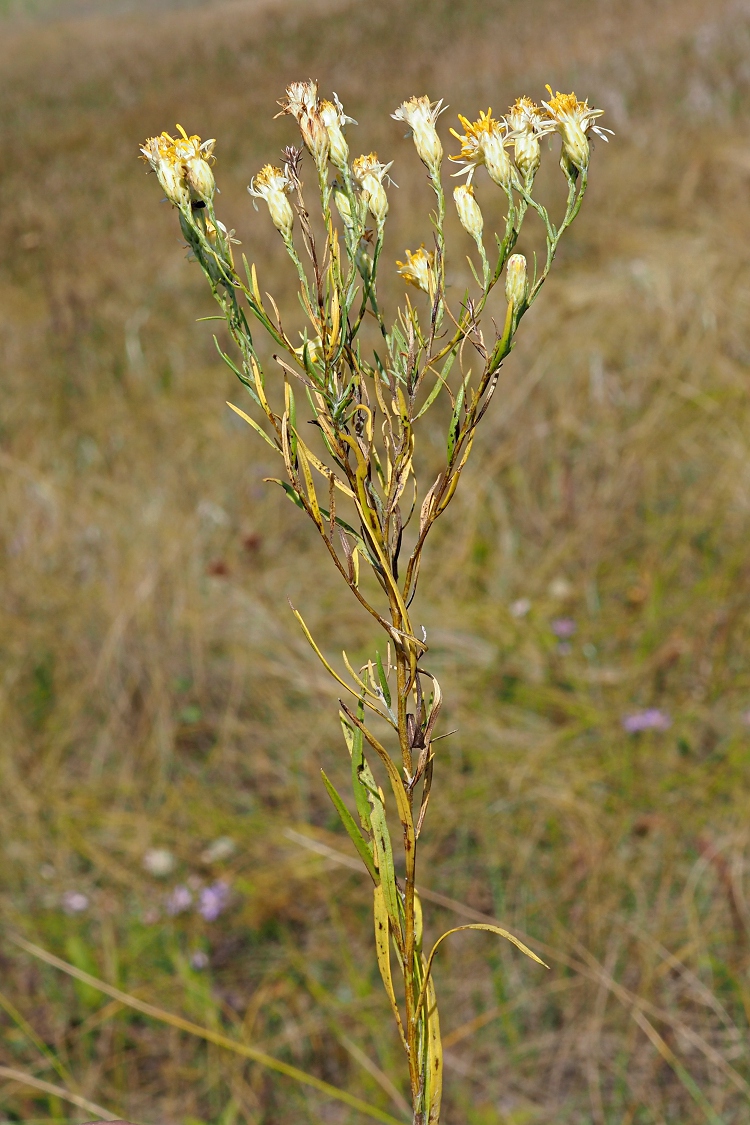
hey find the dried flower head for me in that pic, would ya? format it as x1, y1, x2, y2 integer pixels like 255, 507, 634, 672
278, 79, 329, 170
450, 109, 513, 188
248, 164, 295, 239
352, 152, 393, 225
505, 253, 528, 309
506, 97, 550, 182
453, 184, 483, 244
396, 246, 434, 295
392, 95, 444, 174
320, 93, 356, 173
542, 87, 612, 174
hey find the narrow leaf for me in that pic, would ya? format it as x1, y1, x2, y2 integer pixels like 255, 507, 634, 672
226, 402, 279, 451
320, 769, 378, 882
373, 885, 407, 1050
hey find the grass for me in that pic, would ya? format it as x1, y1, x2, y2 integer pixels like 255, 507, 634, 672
0, 0, 749, 1121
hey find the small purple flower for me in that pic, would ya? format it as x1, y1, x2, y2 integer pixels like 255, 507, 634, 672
622, 708, 672, 733
551, 617, 576, 639
198, 881, 230, 921
61, 891, 89, 914
190, 950, 210, 970
165, 885, 193, 916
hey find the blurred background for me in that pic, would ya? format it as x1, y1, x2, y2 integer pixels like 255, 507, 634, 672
2, 0, 750, 1122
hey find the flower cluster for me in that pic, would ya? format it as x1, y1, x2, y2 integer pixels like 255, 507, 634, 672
450, 89, 609, 188
140, 125, 216, 208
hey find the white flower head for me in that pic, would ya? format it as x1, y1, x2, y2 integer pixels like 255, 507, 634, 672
450, 109, 513, 188
320, 93, 356, 173
542, 87, 612, 174
396, 246, 435, 296
141, 126, 216, 206
278, 79, 329, 170
248, 164, 295, 239
352, 152, 394, 226
505, 97, 551, 182
140, 133, 190, 208
453, 184, 483, 244
143, 848, 177, 877
392, 95, 445, 174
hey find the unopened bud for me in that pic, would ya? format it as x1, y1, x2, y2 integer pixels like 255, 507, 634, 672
505, 254, 528, 309
453, 184, 483, 244
514, 133, 541, 181
333, 183, 354, 228
186, 155, 215, 204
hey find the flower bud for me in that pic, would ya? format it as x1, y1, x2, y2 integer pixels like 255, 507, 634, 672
514, 133, 541, 181
505, 254, 528, 309
453, 184, 483, 244
248, 164, 294, 240
392, 96, 444, 175
185, 154, 215, 204
333, 182, 355, 228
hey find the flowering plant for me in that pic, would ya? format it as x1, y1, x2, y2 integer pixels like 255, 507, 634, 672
140, 80, 607, 1125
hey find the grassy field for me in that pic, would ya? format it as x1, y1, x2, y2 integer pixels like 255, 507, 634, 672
1, 0, 750, 1122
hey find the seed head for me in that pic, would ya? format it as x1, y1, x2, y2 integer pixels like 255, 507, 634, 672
542, 88, 611, 175
396, 246, 434, 295
453, 184, 483, 244
248, 164, 295, 239
505, 253, 528, 310
392, 95, 444, 174
450, 109, 513, 188
352, 153, 393, 226
278, 79, 329, 171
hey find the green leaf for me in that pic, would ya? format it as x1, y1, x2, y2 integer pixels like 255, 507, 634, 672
226, 402, 279, 451
346, 703, 374, 834
447, 371, 469, 462
320, 769, 378, 882
368, 784, 401, 941
415, 348, 457, 420
375, 651, 391, 709
265, 478, 305, 509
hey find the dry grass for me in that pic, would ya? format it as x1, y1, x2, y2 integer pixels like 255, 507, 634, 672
1, 0, 750, 1121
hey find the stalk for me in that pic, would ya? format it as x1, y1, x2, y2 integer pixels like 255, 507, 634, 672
139, 81, 607, 1123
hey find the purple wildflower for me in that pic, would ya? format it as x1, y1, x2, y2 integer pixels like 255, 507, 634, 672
198, 881, 230, 921
190, 950, 210, 970
61, 891, 89, 914
622, 709, 671, 733
165, 885, 193, 915
551, 617, 576, 639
